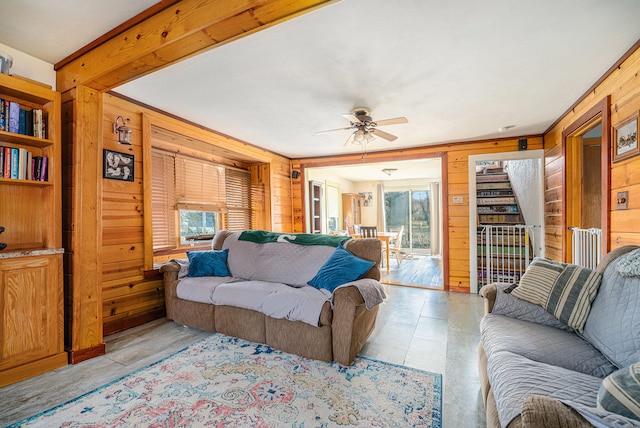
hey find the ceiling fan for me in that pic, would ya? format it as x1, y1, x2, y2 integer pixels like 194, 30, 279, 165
315, 107, 408, 146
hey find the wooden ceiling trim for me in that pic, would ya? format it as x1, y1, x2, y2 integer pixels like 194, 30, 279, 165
55, 0, 337, 93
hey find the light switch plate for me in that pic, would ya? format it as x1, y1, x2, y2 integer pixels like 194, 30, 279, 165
617, 191, 629, 210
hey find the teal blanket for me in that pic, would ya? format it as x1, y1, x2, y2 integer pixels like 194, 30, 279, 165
238, 230, 350, 247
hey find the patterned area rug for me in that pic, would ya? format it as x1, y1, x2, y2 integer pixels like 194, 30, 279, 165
12, 334, 442, 427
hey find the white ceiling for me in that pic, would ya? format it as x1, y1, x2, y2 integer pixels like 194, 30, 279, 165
1, 1, 640, 172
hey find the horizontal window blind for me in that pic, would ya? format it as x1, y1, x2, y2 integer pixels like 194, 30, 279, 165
226, 168, 251, 231
151, 150, 176, 250
175, 155, 226, 207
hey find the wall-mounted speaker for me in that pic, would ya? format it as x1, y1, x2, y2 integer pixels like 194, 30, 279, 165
291, 170, 299, 179
518, 138, 528, 151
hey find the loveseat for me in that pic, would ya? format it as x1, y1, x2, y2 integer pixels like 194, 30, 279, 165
160, 230, 386, 366
478, 245, 640, 427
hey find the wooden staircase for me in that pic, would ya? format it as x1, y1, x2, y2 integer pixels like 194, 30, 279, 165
476, 164, 532, 288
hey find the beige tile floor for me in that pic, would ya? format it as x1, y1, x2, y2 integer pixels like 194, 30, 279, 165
0, 285, 486, 427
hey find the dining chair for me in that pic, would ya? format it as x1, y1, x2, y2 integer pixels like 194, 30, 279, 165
360, 226, 378, 238
383, 225, 404, 267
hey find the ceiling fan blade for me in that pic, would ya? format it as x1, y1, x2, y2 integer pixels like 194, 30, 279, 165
315, 126, 353, 135
374, 117, 408, 127
342, 113, 363, 125
371, 128, 398, 142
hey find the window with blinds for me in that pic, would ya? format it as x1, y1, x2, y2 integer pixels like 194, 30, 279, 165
151, 150, 176, 250
151, 149, 252, 251
226, 168, 251, 231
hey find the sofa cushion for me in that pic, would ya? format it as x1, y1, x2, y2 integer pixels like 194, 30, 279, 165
597, 362, 640, 421
511, 257, 602, 332
487, 351, 602, 427
492, 283, 573, 332
222, 233, 336, 287
211, 280, 330, 326
583, 253, 640, 368
187, 249, 231, 277
176, 276, 238, 303
481, 314, 616, 377
307, 245, 376, 292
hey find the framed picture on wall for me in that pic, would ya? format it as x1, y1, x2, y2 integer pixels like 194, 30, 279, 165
103, 149, 134, 181
613, 112, 639, 162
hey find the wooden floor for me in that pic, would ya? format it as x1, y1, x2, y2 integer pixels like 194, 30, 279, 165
0, 285, 486, 428
381, 254, 444, 289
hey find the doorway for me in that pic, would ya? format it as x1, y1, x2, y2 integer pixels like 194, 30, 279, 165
562, 97, 610, 261
468, 150, 545, 293
303, 158, 444, 289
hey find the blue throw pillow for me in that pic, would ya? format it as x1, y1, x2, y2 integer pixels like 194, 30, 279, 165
308, 245, 375, 292
187, 250, 231, 277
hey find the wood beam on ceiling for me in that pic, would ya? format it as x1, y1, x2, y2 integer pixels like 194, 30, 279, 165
55, 0, 337, 93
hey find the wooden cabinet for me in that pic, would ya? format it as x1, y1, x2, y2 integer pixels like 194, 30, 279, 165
309, 181, 323, 234
342, 193, 361, 233
0, 253, 65, 387
0, 73, 65, 386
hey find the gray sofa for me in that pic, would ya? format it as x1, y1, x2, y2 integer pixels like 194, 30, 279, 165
479, 245, 640, 427
160, 230, 385, 365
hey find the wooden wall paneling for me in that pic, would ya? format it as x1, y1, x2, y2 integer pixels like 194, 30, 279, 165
101, 98, 165, 334
55, 0, 337, 93
62, 86, 106, 364
249, 163, 270, 231
544, 45, 640, 260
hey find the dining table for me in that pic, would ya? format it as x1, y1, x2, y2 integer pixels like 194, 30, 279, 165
351, 231, 396, 272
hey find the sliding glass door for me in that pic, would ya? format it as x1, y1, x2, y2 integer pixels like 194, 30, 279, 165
384, 188, 431, 254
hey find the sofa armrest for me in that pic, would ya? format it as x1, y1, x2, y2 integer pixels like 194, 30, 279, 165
332, 285, 377, 365
160, 260, 181, 320
518, 395, 591, 427
479, 283, 498, 314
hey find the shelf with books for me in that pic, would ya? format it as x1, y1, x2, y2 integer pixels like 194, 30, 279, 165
0, 73, 64, 386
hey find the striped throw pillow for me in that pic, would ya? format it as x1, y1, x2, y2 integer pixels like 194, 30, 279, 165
511, 257, 602, 332
512, 258, 564, 305
598, 362, 640, 421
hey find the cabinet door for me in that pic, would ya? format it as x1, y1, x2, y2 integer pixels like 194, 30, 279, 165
0, 254, 63, 371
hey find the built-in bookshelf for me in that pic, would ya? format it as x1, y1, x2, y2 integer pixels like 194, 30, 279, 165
0, 72, 66, 387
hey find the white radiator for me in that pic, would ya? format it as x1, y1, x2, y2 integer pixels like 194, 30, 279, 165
569, 227, 602, 269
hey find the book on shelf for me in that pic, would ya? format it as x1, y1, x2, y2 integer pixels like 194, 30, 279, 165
40, 155, 48, 181
0, 102, 5, 130
10, 148, 18, 179
8, 102, 19, 133
3, 146, 9, 177
0, 146, 3, 178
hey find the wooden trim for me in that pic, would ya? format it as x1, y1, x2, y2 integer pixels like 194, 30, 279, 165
68, 343, 106, 365
546, 40, 640, 134
54, 0, 180, 70
55, 0, 338, 93
561, 96, 610, 260
142, 113, 154, 271
103, 308, 167, 336
441, 152, 450, 291
294, 134, 543, 166
144, 269, 163, 281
